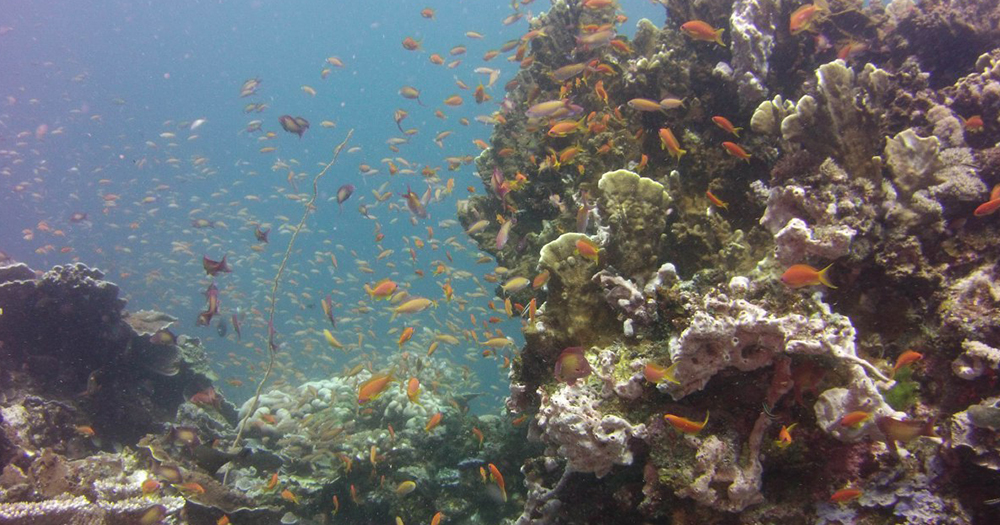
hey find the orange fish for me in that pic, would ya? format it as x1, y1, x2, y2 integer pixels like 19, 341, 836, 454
420, 8, 435, 19
547, 118, 584, 137
141, 478, 162, 496
444, 94, 464, 106
532, 270, 550, 289
281, 488, 298, 504
407, 377, 422, 405
425, 412, 443, 432
401, 36, 421, 51
774, 423, 797, 448
838, 411, 872, 428
658, 128, 686, 160
664, 412, 709, 434
961, 114, 984, 132
266, 472, 279, 490
366, 279, 398, 300
333, 494, 340, 515
680, 20, 725, 46
431, 512, 444, 525
398, 327, 415, 348
643, 362, 679, 385
790, 0, 829, 35
711, 116, 741, 136
472, 427, 484, 448
780, 263, 836, 288
217, 516, 230, 525
829, 487, 862, 504
706, 190, 728, 210
176, 482, 206, 496
974, 198, 1000, 217
891, 350, 923, 378
575, 237, 600, 262
488, 463, 507, 502
358, 370, 396, 404
721, 141, 751, 162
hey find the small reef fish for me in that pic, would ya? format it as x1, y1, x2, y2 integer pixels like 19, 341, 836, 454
407, 377, 422, 405
488, 463, 507, 502
392, 297, 435, 319
706, 190, 728, 210
358, 371, 395, 404
775, 423, 797, 448
961, 114, 984, 132
781, 263, 836, 288
366, 280, 398, 300
974, 198, 1000, 217
891, 350, 923, 378
627, 98, 664, 112
397, 327, 414, 347
141, 478, 162, 496
532, 270, 550, 289
278, 115, 309, 137
829, 487, 862, 504
722, 141, 751, 162
254, 225, 270, 243
501, 276, 530, 294
680, 20, 725, 46
202, 254, 231, 276
575, 237, 599, 262
790, 0, 830, 35
425, 412, 443, 432
323, 329, 344, 350
396, 480, 417, 495
658, 128, 686, 160
643, 362, 679, 385
664, 412, 709, 434
876, 416, 936, 453
711, 116, 742, 136
554, 346, 592, 385
838, 411, 872, 428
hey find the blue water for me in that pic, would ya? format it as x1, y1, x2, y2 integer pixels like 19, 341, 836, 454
0, 0, 663, 413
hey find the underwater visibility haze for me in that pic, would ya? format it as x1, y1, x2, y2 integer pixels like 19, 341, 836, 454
2, 0, 1000, 523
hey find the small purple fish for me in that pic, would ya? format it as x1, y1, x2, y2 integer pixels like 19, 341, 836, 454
278, 115, 309, 138
202, 255, 231, 276
254, 226, 269, 243
491, 168, 509, 200
402, 185, 428, 219
197, 283, 219, 326
321, 294, 336, 327
231, 313, 242, 342
496, 219, 513, 250
268, 318, 278, 352
576, 191, 591, 233
336, 184, 355, 213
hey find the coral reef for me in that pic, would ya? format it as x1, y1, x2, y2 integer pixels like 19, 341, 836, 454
466, 0, 1000, 522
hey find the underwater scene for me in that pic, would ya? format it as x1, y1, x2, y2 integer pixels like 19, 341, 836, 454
2, 0, 1000, 523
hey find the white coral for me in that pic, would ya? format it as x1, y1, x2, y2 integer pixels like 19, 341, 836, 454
534, 384, 646, 478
